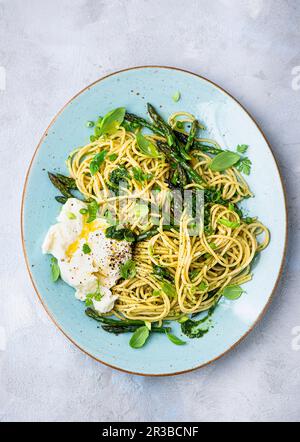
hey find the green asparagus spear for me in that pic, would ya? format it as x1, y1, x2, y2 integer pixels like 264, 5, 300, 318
174, 131, 223, 155
55, 173, 77, 190
55, 196, 68, 204
124, 113, 164, 136
48, 172, 73, 198
85, 308, 171, 335
85, 308, 143, 326
147, 103, 191, 161
102, 324, 172, 335
147, 103, 175, 146
156, 141, 205, 185
185, 120, 197, 152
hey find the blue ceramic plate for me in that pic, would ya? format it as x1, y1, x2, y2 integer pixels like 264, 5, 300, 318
22, 67, 287, 376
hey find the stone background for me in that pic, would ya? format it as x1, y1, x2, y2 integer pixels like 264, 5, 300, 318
0, 0, 299, 422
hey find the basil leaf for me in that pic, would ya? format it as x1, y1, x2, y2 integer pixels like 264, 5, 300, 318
90, 150, 108, 175
87, 200, 99, 223
218, 218, 240, 229
237, 144, 248, 154
120, 259, 136, 279
129, 326, 150, 349
161, 281, 177, 298
210, 151, 240, 172
82, 243, 91, 254
136, 132, 159, 158
165, 331, 186, 345
222, 285, 243, 300
99, 107, 126, 135
51, 257, 60, 282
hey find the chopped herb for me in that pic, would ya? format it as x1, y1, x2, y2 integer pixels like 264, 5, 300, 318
236, 157, 252, 175
132, 167, 153, 182
50, 257, 60, 282
105, 225, 136, 242
218, 218, 240, 229
181, 306, 216, 339
86, 200, 99, 223
165, 331, 186, 345
178, 315, 189, 324
66, 212, 76, 220
122, 120, 136, 132
172, 91, 181, 102
86, 121, 94, 128
120, 259, 137, 279
175, 121, 184, 130
129, 326, 150, 349
90, 150, 108, 175
85, 290, 103, 307
161, 281, 177, 298
152, 289, 161, 297
108, 166, 130, 193
79, 208, 88, 215
189, 269, 199, 280
243, 216, 257, 224
209, 151, 241, 172
153, 265, 173, 282
153, 184, 161, 192
237, 144, 248, 154
181, 319, 209, 339
222, 285, 243, 300
199, 281, 208, 291
82, 243, 91, 254
108, 153, 118, 161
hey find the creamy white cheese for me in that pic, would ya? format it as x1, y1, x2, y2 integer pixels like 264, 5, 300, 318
42, 198, 132, 313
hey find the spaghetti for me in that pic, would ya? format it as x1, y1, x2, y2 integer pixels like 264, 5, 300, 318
66, 109, 269, 323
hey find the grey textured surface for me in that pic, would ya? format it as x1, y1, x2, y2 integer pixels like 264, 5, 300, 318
0, 0, 299, 422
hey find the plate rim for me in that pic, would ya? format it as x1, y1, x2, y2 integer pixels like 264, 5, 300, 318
21, 65, 288, 377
